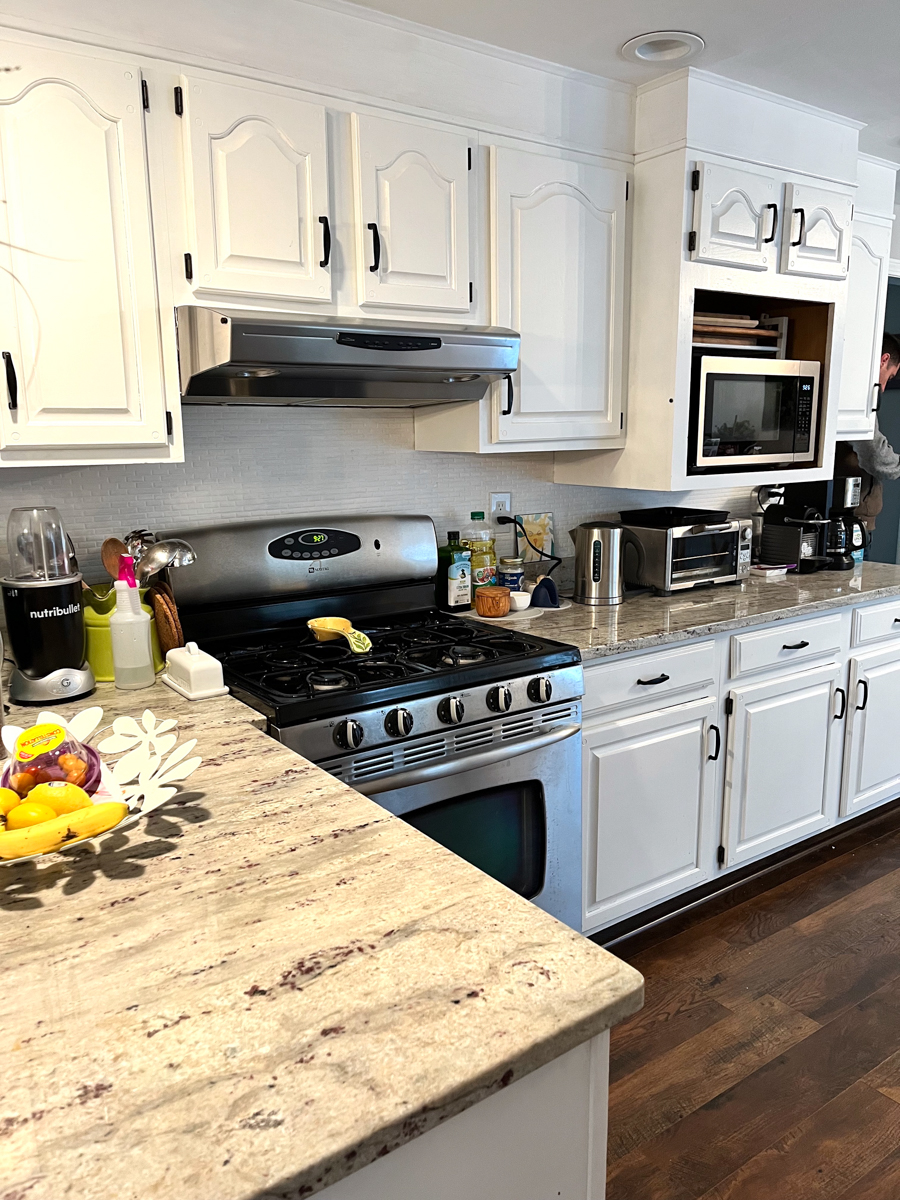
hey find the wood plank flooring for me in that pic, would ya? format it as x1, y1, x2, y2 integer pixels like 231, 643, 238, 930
607, 820, 900, 1200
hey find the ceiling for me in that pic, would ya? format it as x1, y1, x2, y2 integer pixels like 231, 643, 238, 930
342, 0, 900, 167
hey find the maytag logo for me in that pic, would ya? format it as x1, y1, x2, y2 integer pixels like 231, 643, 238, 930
29, 603, 80, 619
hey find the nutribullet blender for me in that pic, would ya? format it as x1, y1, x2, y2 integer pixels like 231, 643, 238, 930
1, 507, 95, 702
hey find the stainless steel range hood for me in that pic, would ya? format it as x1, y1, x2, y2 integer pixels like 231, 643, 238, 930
176, 306, 519, 407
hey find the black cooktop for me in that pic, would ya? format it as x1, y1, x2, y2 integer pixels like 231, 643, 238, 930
212, 608, 580, 725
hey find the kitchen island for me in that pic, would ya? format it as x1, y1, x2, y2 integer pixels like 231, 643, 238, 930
0, 679, 642, 1200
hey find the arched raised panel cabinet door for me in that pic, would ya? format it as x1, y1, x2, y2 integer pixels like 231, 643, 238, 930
780, 182, 853, 279
180, 76, 331, 302
351, 112, 471, 312
582, 696, 718, 931
841, 645, 900, 817
691, 161, 778, 271
835, 219, 893, 439
723, 663, 843, 867
491, 146, 626, 445
0, 42, 169, 452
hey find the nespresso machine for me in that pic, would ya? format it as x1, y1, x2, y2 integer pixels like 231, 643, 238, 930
759, 492, 830, 574
1, 507, 95, 702
782, 477, 866, 570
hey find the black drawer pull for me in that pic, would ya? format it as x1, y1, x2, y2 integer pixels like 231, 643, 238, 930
834, 687, 846, 720
637, 673, 670, 686
708, 724, 721, 761
368, 222, 381, 273
857, 679, 869, 711
782, 640, 810, 650
2, 351, 17, 410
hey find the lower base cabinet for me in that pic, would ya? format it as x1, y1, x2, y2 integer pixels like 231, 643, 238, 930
722, 663, 844, 867
842, 644, 900, 816
582, 697, 719, 932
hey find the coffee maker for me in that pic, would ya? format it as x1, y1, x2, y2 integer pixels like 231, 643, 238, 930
782, 477, 866, 570
1, 507, 95, 702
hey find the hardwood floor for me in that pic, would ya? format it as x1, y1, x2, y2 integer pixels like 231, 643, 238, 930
607, 820, 900, 1199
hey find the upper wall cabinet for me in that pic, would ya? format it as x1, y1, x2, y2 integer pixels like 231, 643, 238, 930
179, 76, 332, 303
780, 183, 852, 280
0, 39, 175, 460
691, 162, 778, 272
491, 146, 627, 445
351, 113, 471, 312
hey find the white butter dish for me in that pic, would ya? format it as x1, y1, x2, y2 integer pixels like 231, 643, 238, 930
161, 641, 229, 701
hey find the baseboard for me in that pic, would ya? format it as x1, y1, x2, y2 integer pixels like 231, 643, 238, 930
594, 795, 900, 958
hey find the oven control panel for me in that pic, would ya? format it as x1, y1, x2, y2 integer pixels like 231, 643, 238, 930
267, 528, 362, 561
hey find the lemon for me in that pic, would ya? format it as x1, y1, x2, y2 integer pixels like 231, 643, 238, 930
0, 788, 20, 816
28, 781, 93, 816
6, 802, 58, 829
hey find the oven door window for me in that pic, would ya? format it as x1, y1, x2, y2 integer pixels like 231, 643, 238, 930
671, 531, 737, 585
403, 781, 546, 899
702, 373, 798, 460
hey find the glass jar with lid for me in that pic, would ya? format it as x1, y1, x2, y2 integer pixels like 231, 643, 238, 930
498, 555, 525, 592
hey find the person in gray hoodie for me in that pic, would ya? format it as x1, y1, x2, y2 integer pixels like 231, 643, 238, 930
834, 332, 900, 530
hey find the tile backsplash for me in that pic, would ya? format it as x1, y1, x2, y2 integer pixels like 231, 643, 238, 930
0, 407, 755, 582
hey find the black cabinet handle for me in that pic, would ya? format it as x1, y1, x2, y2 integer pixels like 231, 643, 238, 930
502, 373, 514, 416
637, 673, 670, 686
368, 222, 381, 273
873, 383, 881, 414
791, 207, 806, 248
782, 640, 810, 650
319, 215, 331, 268
857, 679, 869, 711
834, 687, 847, 720
708, 724, 721, 761
763, 203, 778, 244
893, 618, 900, 624
2, 351, 17, 410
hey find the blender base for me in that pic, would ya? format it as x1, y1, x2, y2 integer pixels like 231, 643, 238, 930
8, 664, 96, 704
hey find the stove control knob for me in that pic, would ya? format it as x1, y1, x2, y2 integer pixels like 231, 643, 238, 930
527, 676, 553, 704
385, 707, 414, 738
487, 685, 513, 713
438, 696, 465, 725
333, 718, 365, 750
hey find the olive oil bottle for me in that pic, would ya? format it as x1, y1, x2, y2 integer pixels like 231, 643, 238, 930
437, 531, 472, 612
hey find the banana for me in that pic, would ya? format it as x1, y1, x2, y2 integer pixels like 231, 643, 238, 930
0, 802, 128, 860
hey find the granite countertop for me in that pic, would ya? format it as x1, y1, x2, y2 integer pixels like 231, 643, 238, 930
482, 562, 900, 661
0, 680, 643, 1200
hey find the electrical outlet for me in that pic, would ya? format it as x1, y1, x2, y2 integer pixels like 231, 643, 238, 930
490, 492, 511, 519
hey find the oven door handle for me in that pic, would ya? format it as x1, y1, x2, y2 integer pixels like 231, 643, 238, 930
352, 723, 581, 796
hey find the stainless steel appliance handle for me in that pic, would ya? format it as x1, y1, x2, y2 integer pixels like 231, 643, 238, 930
355, 723, 581, 796
689, 523, 734, 534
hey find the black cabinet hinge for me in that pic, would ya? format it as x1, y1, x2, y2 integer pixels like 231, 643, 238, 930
626, 180, 629, 201
725, 696, 734, 716
174, 85, 184, 117
691, 168, 700, 191
688, 231, 697, 253
717, 845, 726, 866
184, 252, 193, 281
165, 411, 174, 436
141, 79, 150, 111
620, 411, 624, 430
467, 147, 472, 170
469, 281, 473, 303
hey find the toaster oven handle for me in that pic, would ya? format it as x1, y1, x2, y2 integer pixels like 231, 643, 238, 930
354, 723, 581, 796
689, 523, 734, 534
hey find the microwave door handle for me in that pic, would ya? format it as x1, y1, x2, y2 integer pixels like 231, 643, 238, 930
352, 723, 581, 796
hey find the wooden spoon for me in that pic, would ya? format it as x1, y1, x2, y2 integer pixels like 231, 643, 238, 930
101, 537, 128, 580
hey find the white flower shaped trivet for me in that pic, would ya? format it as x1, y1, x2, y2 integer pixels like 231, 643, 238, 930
0, 707, 202, 862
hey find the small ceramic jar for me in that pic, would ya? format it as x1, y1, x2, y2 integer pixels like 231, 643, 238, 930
474, 586, 511, 617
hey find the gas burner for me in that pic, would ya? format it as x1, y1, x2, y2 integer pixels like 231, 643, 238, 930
264, 648, 317, 667
388, 629, 449, 649
260, 670, 311, 695
353, 661, 415, 684
442, 644, 486, 667
308, 669, 352, 692
303, 643, 352, 664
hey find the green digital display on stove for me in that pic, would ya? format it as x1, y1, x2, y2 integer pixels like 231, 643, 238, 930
301, 532, 328, 545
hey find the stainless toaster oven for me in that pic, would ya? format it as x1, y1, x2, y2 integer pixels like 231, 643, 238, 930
622, 513, 753, 594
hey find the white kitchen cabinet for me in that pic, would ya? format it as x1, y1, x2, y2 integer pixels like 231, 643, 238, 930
723, 663, 844, 867
0, 40, 173, 456
582, 696, 719, 931
179, 75, 332, 303
835, 218, 892, 438
491, 145, 627, 445
351, 112, 471, 312
690, 161, 779, 272
841, 644, 900, 817
780, 182, 853, 280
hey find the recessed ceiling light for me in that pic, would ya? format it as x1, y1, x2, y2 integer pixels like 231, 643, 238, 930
620, 31, 705, 64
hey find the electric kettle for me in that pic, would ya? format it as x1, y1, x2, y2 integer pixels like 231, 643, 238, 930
570, 522, 644, 606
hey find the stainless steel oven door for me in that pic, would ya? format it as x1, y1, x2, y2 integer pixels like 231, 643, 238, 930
696, 357, 820, 468
354, 709, 582, 932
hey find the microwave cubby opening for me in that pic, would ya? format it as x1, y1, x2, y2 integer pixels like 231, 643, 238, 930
692, 290, 832, 366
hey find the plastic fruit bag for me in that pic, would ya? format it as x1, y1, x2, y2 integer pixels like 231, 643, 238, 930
6, 723, 101, 797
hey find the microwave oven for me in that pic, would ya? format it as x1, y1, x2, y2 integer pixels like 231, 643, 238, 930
688, 351, 821, 474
